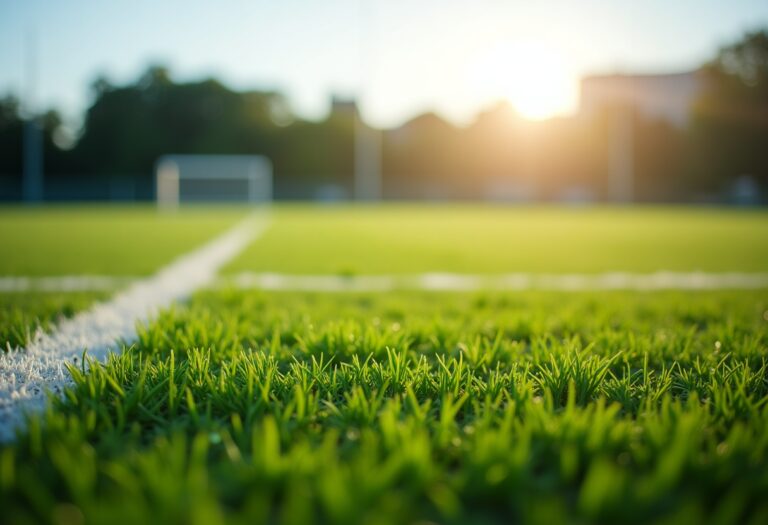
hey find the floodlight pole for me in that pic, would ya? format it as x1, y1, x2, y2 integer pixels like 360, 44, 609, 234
608, 107, 634, 203
353, 0, 382, 201
354, 113, 382, 201
22, 28, 44, 203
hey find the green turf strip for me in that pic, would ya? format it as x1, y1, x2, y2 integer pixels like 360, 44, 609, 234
225, 205, 768, 274
0, 205, 247, 276
2, 290, 767, 524
0, 292, 108, 350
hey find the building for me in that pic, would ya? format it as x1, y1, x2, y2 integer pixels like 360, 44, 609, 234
579, 71, 705, 202
580, 71, 704, 127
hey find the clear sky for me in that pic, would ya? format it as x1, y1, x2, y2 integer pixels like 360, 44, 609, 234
1, 0, 767, 128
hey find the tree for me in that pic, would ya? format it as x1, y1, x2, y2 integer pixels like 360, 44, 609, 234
71, 66, 286, 182
689, 30, 768, 197
0, 96, 23, 176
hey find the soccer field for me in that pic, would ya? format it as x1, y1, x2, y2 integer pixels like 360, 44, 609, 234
226, 205, 768, 274
1, 205, 768, 524
0, 205, 247, 276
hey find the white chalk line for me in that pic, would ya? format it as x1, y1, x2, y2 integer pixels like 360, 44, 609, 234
225, 271, 768, 292
0, 275, 138, 293
0, 211, 270, 442
1, 265, 764, 439
6, 271, 768, 294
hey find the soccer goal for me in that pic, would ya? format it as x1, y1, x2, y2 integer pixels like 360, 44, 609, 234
155, 154, 272, 207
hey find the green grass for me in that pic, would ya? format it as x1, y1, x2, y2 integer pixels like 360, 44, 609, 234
2, 289, 767, 524
225, 205, 768, 274
0, 205, 246, 276
0, 292, 107, 350
4, 205, 767, 277
2, 205, 767, 524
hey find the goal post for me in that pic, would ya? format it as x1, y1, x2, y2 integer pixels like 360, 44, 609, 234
155, 154, 272, 207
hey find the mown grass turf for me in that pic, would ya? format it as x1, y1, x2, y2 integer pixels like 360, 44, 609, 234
225, 205, 768, 274
0, 205, 247, 276
2, 290, 767, 524
0, 292, 108, 350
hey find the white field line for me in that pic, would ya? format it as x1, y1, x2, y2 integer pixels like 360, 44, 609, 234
0, 212, 269, 442
8, 271, 768, 294
226, 271, 768, 292
0, 275, 138, 292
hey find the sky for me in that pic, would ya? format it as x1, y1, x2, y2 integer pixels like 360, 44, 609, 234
1, 0, 767, 129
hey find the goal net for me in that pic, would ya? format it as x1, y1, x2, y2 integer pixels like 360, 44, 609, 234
155, 154, 272, 207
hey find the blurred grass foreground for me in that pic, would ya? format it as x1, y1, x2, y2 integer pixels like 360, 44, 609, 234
1, 5, 768, 525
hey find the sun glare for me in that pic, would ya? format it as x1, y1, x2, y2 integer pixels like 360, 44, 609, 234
470, 40, 577, 120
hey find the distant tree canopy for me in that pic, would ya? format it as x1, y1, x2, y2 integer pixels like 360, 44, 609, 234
691, 30, 768, 192
18, 64, 357, 198
73, 65, 283, 173
1, 30, 767, 202
0, 96, 67, 191
0, 96, 24, 175
713, 30, 768, 91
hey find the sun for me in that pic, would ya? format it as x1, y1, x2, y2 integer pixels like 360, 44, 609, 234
470, 40, 577, 120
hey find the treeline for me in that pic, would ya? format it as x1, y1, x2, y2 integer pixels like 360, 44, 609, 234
0, 30, 766, 202
0, 67, 357, 200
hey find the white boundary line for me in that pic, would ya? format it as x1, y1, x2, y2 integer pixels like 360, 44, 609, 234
0, 275, 138, 292
226, 271, 768, 292
5, 271, 768, 294
0, 211, 269, 442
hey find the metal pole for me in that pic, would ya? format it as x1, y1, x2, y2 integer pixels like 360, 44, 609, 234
608, 107, 633, 203
22, 28, 43, 203
353, 0, 381, 201
354, 115, 382, 201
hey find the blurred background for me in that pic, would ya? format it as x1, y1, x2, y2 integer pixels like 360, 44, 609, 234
0, 0, 766, 205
